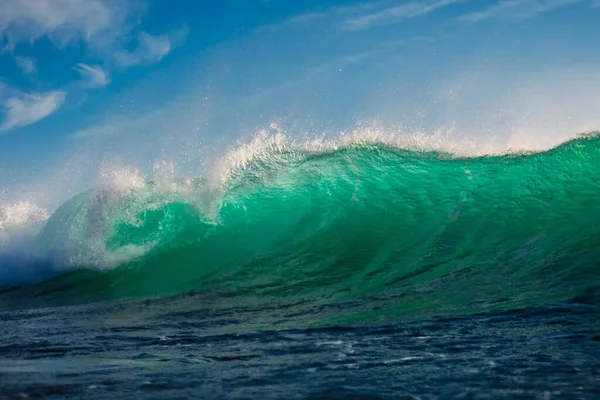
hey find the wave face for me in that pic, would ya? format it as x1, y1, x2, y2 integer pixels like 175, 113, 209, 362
3, 134, 600, 318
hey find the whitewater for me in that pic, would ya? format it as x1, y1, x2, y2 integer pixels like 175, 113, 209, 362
1, 128, 599, 398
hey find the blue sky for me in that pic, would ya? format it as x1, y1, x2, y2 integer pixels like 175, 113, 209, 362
1, 0, 600, 204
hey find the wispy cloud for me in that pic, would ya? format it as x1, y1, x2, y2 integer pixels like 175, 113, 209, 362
15, 56, 36, 75
258, 2, 380, 32
71, 123, 121, 139
260, 0, 463, 33
0, 91, 66, 131
0, 0, 136, 51
73, 63, 110, 88
0, 1, 185, 67
70, 114, 142, 138
260, 11, 324, 32
114, 27, 188, 67
0, 0, 186, 135
461, 0, 589, 23
342, 0, 464, 30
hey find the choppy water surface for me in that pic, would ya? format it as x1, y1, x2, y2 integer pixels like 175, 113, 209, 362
1, 290, 599, 399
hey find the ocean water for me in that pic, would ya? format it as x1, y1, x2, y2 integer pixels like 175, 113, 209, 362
1, 134, 599, 399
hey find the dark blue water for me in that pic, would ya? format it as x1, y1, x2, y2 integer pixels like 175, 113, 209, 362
1, 289, 599, 399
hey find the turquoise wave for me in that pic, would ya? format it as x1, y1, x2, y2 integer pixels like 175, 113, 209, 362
5, 135, 600, 319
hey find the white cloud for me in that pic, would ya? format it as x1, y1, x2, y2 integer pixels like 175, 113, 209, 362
262, 0, 595, 32
73, 63, 110, 88
114, 32, 171, 67
71, 122, 122, 139
0, 0, 187, 68
114, 27, 188, 67
260, 12, 324, 32
258, 3, 380, 32
0, 91, 66, 131
0, 1, 188, 137
0, 0, 135, 51
343, 0, 463, 30
15, 56, 37, 75
461, 0, 589, 23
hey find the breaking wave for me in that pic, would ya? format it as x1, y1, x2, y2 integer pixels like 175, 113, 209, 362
2, 131, 600, 318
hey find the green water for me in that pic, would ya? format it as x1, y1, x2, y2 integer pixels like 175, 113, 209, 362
29, 135, 600, 320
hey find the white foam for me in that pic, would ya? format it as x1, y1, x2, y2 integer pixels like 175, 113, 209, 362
96, 163, 145, 194
0, 201, 52, 286
0, 201, 49, 253
0, 201, 49, 239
